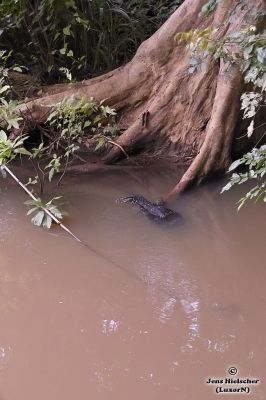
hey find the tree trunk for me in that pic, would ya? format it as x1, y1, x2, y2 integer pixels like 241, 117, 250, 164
23, 0, 265, 198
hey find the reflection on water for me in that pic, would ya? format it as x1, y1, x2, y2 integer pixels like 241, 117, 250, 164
0, 168, 265, 400
102, 319, 120, 335
159, 297, 177, 324
137, 250, 201, 351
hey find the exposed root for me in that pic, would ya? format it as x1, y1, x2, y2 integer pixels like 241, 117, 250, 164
165, 63, 243, 199
66, 162, 142, 174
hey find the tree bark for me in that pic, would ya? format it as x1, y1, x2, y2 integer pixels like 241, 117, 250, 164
22, 0, 265, 198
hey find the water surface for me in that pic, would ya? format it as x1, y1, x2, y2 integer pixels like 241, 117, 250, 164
0, 168, 265, 399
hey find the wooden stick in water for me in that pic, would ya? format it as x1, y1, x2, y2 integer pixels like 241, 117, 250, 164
4, 164, 83, 243
3, 165, 139, 280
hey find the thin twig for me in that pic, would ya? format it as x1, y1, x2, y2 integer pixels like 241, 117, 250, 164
30, 159, 44, 194
38, 124, 87, 163
107, 139, 130, 159
57, 154, 69, 186
106, 138, 140, 166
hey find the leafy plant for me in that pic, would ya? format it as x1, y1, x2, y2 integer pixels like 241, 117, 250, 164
44, 96, 117, 157
25, 196, 66, 229
177, 24, 266, 208
220, 29, 266, 207
222, 146, 266, 209
0, 98, 23, 130
9, 96, 118, 195
0, 131, 30, 166
176, 26, 266, 86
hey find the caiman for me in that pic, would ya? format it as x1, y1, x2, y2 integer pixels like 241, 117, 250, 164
117, 194, 182, 224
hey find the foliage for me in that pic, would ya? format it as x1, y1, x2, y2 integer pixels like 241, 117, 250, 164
46, 96, 116, 144
0, 79, 117, 227
0, 0, 184, 82
0, 50, 26, 127
176, 26, 266, 83
0, 44, 118, 227
221, 146, 266, 209
177, 22, 266, 208
0, 49, 118, 226
25, 196, 66, 229
220, 28, 266, 207
0, 131, 30, 165
0, 98, 23, 130
37, 96, 117, 184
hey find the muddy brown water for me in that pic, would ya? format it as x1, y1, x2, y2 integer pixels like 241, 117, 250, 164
0, 168, 265, 400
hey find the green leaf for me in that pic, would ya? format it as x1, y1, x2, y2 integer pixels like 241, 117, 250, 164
228, 159, 244, 172
54, 32, 60, 41
247, 120, 254, 138
14, 147, 31, 156
49, 206, 62, 219
24, 199, 38, 206
0, 85, 10, 94
84, 120, 91, 128
43, 215, 52, 229
31, 210, 45, 226
63, 25, 72, 36
49, 196, 62, 202
237, 198, 246, 211
9, 119, 20, 129
27, 206, 39, 215
221, 182, 232, 193
12, 67, 23, 72
0, 131, 7, 141
94, 137, 105, 151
